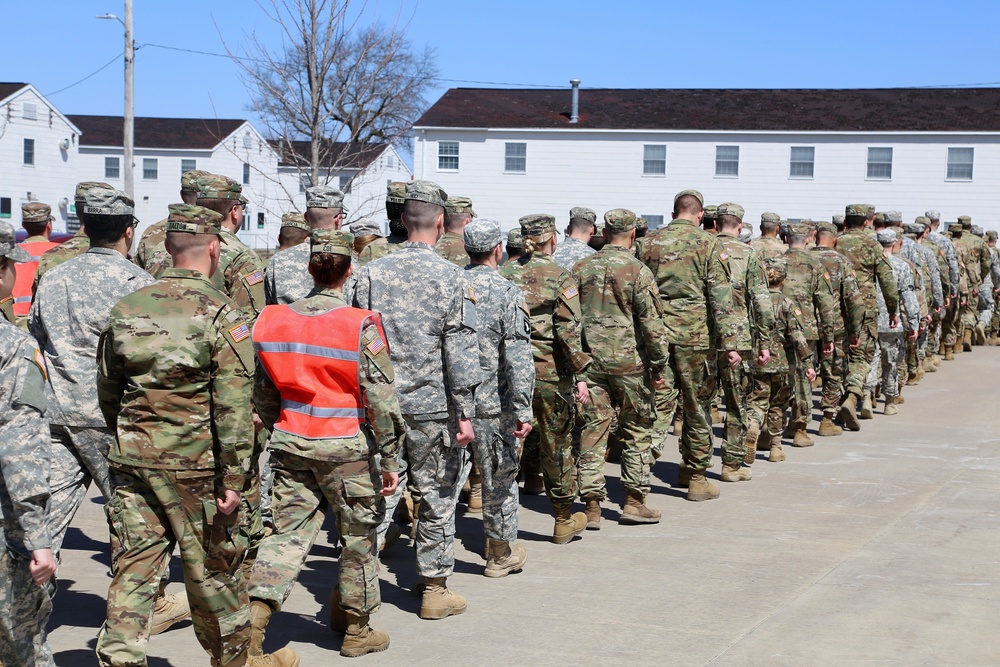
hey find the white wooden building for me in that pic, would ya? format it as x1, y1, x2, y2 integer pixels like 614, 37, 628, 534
412, 86, 1000, 234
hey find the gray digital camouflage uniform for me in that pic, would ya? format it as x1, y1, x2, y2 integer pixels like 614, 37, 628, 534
551, 236, 596, 272
265, 241, 358, 306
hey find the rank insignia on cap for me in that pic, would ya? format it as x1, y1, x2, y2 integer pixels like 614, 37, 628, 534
562, 286, 579, 300
366, 336, 386, 355
245, 270, 263, 286
719, 251, 729, 261
466, 287, 477, 304
229, 323, 250, 343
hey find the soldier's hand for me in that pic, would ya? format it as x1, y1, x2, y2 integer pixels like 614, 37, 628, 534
216, 489, 241, 515
849, 336, 861, 350
455, 418, 474, 447
576, 381, 591, 405
513, 421, 532, 438
380, 471, 399, 496
961, 298, 967, 307
890, 315, 900, 329
726, 350, 742, 369
756, 349, 771, 367
651, 374, 667, 390
30, 548, 56, 586
252, 413, 264, 433
934, 306, 941, 315
944, 296, 950, 308
805, 368, 817, 382
908, 330, 919, 341
822, 342, 835, 356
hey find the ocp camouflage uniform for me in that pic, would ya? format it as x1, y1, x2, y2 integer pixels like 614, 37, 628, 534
133, 219, 173, 278
750, 235, 788, 263
955, 220, 991, 340
33, 229, 90, 293
922, 233, 952, 354
436, 231, 470, 267
358, 229, 406, 265
927, 225, 962, 351
96, 209, 255, 667
552, 236, 595, 272
0, 320, 55, 667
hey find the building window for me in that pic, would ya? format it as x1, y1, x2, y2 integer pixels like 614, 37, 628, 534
789, 146, 815, 178
23, 138, 34, 165
866, 147, 893, 179
505, 142, 527, 173
339, 175, 351, 193
299, 174, 311, 193
387, 155, 395, 169
105, 157, 120, 179
181, 158, 197, 174
243, 162, 251, 185
257, 212, 265, 229
947, 147, 974, 180
22, 103, 37, 120
438, 141, 459, 170
143, 158, 158, 181
0, 197, 11, 219
243, 132, 253, 149
642, 214, 665, 230
715, 145, 739, 177
643, 145, 666, 175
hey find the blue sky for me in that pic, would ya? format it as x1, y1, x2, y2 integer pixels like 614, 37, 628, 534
6, 0, 998, 124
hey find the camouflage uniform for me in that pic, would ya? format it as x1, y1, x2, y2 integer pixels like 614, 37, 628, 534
552, 236, 595, 272
358, 230, 406, 265
927, 219, 962, 350
955, 219, 992, 339
95, 206, 255, 667
750, 235, 788, 263
266, 240, 357, 306
33, 229, 90, 293
133, 219, 173, 278
436, 231, 470, 267
0, 319, 55, 667
866, 247, 920, 401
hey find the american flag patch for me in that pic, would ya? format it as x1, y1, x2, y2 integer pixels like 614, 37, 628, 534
366, 336, 386, 355
467, 287, 477, 304
245, 270, 264, 286
33, 349, 47, 380
720, 251, 730, 261
229, 323, 251, 343
562, 286, 578, 300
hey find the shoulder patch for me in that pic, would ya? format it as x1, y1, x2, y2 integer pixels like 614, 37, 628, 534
823, 272, 831, 281
229, 323, 251, 343
33, 348, 47, 381
794, 307, 803, 317
366, 336, 386, 356
719, 251, 729, 261
467, 287, 477, 304
245, 270, 264, 286
562, 285, 579, 300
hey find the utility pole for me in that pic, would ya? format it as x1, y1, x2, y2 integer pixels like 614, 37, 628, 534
124, 0, 134, 196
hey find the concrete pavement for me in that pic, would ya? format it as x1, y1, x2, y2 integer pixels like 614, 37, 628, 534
47, 348, 1000, 666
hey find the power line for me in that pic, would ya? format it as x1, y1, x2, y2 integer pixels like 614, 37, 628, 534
45, 51, 124, 97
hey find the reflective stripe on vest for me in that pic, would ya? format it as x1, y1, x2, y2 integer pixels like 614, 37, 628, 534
12, 240, 58, 316
252, 303, 386, 439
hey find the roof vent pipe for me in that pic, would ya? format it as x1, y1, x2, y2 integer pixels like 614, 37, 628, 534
570, 79, 580, 123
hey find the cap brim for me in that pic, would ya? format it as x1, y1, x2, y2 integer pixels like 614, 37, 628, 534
5, 245, 32, 263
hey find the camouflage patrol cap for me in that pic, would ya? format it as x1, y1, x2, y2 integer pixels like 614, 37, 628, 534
82, 187, 134, 217
673, 189, 704, 206
386, 181, 407, 204
569, 207, 597, 224
604, 208, 637, 233
787, 222, 812, 237
972, 225, 984, 237
22, 202, 53, 224
0, 221, 31, 263
884, 210, 903, 224
464, 218, 502, 253
874, 212, 886, 225
519, 213, 557, 237
914, 215, 931, 226
506, 228, 524, 250
742, 222, 754, 235
816, 221, 838, 235
875, 229, 897, 245
350, 219, 383, 237
280, 212, 308, 231
845, 204, 870, 217
180, 169, 210, 193
74, 181, 113, 204
166, 204, 223, 235
925, 210, 941, 221
405, 180, 448, 208
761, 212, 780, 224
445, 196, 476, 216
306, 185, 346, 210
948, 222, 963, 233
958, 215, 972, 228
195, 174, 243, 201
310, 228, 353, 256
716, 203, 745, 221
702, 205, 718, 221
987, 230, 998, 242
832, 213, 845, 225
904, 222, 926, 235
765, 256, 787, 284
636, 216, 648, 232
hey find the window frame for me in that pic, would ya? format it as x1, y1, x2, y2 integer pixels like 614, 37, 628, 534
642, 214, 665, 230
642, 144, 667, 177
23, 138, 35, 166
715, 145, 739, 178
866, 147, 893, 180
946, 147, 974, 181
142, 158, 159, 181
105, 156, 121, 179
243, 162, 251, 185
437, 141, 459, 171
181, 158, 197, 174
789, 146, 815, 179
338, 174, 352, 193
504, 142, 527, 173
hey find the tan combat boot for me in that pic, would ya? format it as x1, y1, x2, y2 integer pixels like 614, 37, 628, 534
743, 421, 761, 465
906, 372, 919, 386
895, 391, 905, 404
720, 462, 752, 482
552, 505, 587, 544
818, 414, 843, 437
837, 393, 861, 431
686, 471, 720, 502
860, 392, 875, 419
247, 649, 300, 667
584, 499, 602, 530
419, 577, 467, 620
248, 601, 299, 666
975, 322, 987, 345
150, 591, 190, 635
466, 472, 483, 514
791, 426, 814, 448
944, 344, 955, 360
675, 465, 694, 489
339, 613, 389, 658
963, 329, 973, 351
924, 356, 937, 373
884, 395, 899, 416
672, 413, 684, 435
769, 431, 786, 462
484, 538, 527, 578
619, 492, 662, 524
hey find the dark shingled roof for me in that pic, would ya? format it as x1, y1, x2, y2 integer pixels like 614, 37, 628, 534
416, 88, 1000, 133
269, 140, 387, 170
0, 82, 29, 101
69, 115, 246, 149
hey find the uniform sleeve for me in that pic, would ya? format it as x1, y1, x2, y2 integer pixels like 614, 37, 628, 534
925, 249, 944, 308
875, 254, 900, 319
253, 358, 281, 432
212, 308, 255, 491
96, 321, 126, 430
812, 267, 838, 344
979, 239, 992, 282
944, 239, 960, 295
553, 273, 592, 376
351, 265, 372, 309
27, 296, 46, 353
359, 323, 404, 472
500, 287, 535, 423
634, 268, 670, 375
706, 241, 739, 351
841, 267, 867, 337
226, 251, 267, 324
264, 257, 278, 306
786, 303, 813, 365
746, 252, 776, 351
899, 265, 921, 333
442, 274, 483, 419
991, 249, 1000, 290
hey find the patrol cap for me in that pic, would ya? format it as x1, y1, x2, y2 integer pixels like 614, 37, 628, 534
845, 204, 870, 217
280, 212, 308, 231
765, 256, 787, 284
742, 222, 754, 235
958, 215, 972, 228
636, 216, 648, 232
82, 187, 135, 217
569, 207, 597, 224
195, 174, 243, 201
972, 225, 984, 237
405, 180, 448, 208
884, 210, 903, 224
464, 218, 502, 253
761, 212, 780, 224
702, 205, 718, 221
22, 202, 53, 224
506, 228, 524, 250
673, 189, 704, 207
876, 228, 897, 245
987, 230, 998, 242
350, 219, 383, 237
166, 204, 223, 235
787, 222, 812, 237
832, 214, 845, 226
716, 202, 745, 221
904, 222, 926, 235
0, 221, 31, 263
604, 208, 637, 232
445, 196, 476, 216
305, 185, 346, 210
948, 222, 963, 233
180, 169, 211, 193
310, 228, 353, 256
75, 181, 113, 204
816, 221, 838, 235
925, 210, 941, 221
386, 181, 406, 204
874, 212, 886, 225
520, 213, 557, 237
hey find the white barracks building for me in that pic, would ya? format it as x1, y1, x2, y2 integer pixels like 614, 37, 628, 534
412, 84, 1000, 233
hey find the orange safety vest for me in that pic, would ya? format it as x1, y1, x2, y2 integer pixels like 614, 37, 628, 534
252, 304, 388, 439
12, 239, 58, 316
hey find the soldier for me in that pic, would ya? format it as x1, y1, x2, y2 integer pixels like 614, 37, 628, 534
971, 226, 994, 347
350, 219, 383, 257
500, 214, 592, 539
33, 181, 113, 296
276, 212, 309, 251
832, 214, 845, 233
96, 204, 255, 666
750, 211, 787, 262
753, 257, 816, 463
713, 204, 774, 479
353, 180, 481, 619
739, 222, 754, 244
901, 219, 941, 381
248, 229, 402, 661
436, 196, 475, 266
810, 222, 865, 434
919, 216, 951, 367
358, 182, 408, 265
134, 169, 208, 278
462, 218, 534, 573
504, 228, 524, 264
780, 223, 836, 446
0, 223, 21, 325
552, 207, 597, 271
635, 216, 649, 239
955, 216, 992, 347
701, 204, 718, 233
575, 208, 669, 523
12, 203, 59, 320
947, 222, 973, 356
836, 204, 899, 429
0, 223, 58, 666
924, 210, 961, 359
638, 189, 740, 502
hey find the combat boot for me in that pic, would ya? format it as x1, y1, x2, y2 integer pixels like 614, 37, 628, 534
976, 322, 987, 345
916, 365, 926, 381
791, 426, 814, 447
743, 421, 761, 465
837, 393, 861, 432
782, 422, 796, 439
247, 649, 301, 667
552, 505, 587, 544
818, 415, 843, 437
884, 395, 899, 416
686, 472, 720, 502
769, 443, 786, 462
963, 329, 973, 351
619, 492, 661, 523
720, 462, 752, 482
150, 592, 190, 635
924, 357, 937, 373
522, 473, 545, 495
932, 354, 942, 369
340, 613, 389, 658
484, 538, 527, 578
944, 345, 955, 360
711, 405, 724, 425
250, 600, 276, 656
675, 465, 693, 489
329, 589, 349, 633
419, 577, 467, 620
860, 392, 874, 420
672, 413, 684, 435
584, 499, 602, 530
906, 372, 919, 386
466, 472, 482, 514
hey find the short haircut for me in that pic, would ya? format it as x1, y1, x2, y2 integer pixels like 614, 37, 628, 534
277, 226, 309, 248
505, 245, 522, 259
22, 221, 48, 237
166, 230, 215, 256
588, 235, 606, 251
567, 217, 595, 235
180, 191, 198, 205
198, 198, 238, 218
444, 211, 472, 233
717, 214, 741, 232
787, 234, 809, 246
308, 252, 352, 286
305, 207, 341, 229
816, 229, 837, 242
468, 247, 497, 263
79, 212, 132, 247
760, 219, 779, 234
844, 215, 867, 229
402, 200, 442, 231
673, 194, 703, 216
